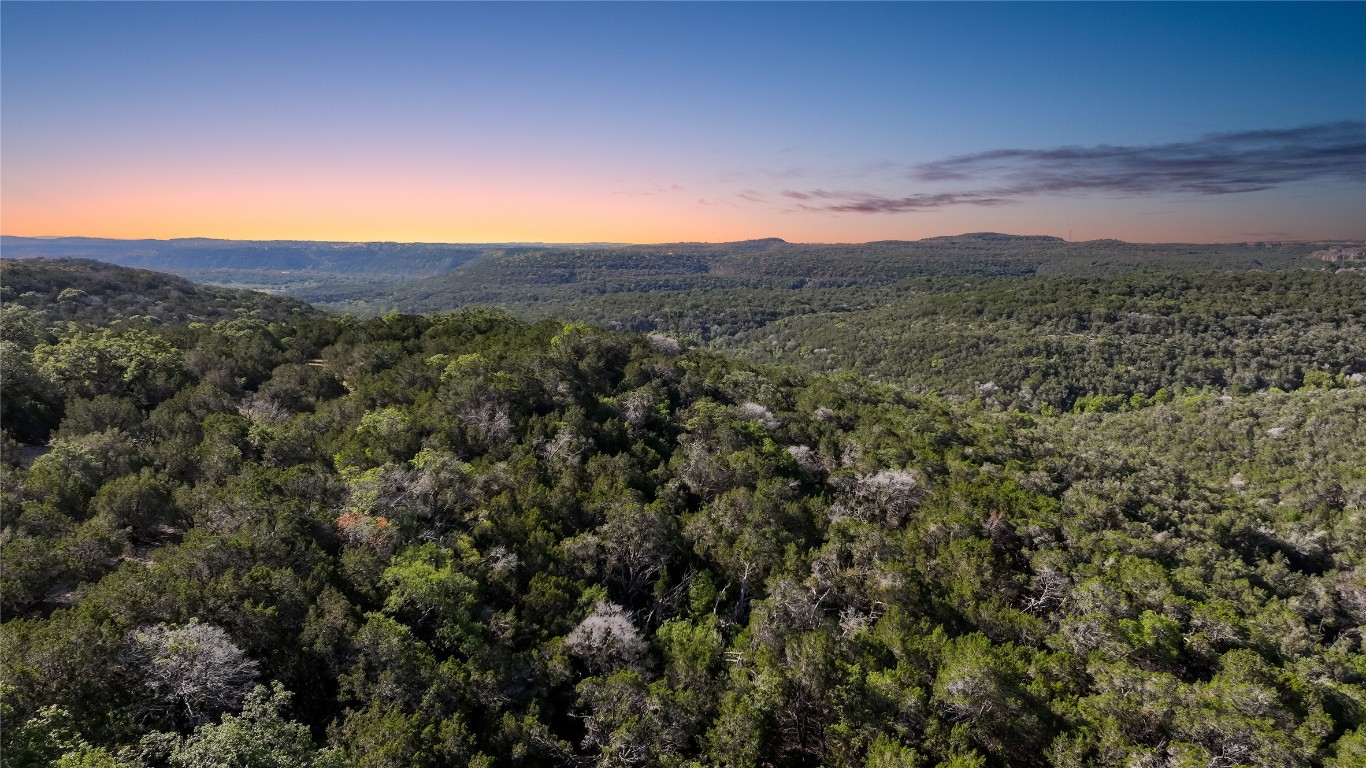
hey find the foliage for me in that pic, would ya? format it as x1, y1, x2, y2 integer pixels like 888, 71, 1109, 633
1, 257, 317, 326
1, 258, 1362, 767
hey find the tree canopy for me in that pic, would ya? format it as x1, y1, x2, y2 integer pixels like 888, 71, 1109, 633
1, 257, 1362, 768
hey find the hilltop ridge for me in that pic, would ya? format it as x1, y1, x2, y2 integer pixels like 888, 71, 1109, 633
2, 234, 1332, 317
0, 257, 318, 325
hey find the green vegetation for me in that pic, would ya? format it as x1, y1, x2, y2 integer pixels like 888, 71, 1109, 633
1, 258, 1362, 767
183, 233, 1355, 415
0, 259, 318, 326
0, 237, 507, 277
728, 270, 1366, 410
345, 265, 1364, 414
302, 233, 1325, 313
0, 237, 585, 298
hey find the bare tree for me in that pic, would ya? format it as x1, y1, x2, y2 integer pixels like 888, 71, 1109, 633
565, 602, 648, 675
126, 620, 259, 727
830, 469, 929, 527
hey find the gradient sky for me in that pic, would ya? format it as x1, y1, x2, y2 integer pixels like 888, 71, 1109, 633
3, 2, 1364, 244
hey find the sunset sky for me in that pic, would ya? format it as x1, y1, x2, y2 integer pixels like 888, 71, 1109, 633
3, 2, 1363, 244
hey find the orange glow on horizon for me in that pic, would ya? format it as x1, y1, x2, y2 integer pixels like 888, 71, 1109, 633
4, 171, 1361, 246
4, 137, 1362, 246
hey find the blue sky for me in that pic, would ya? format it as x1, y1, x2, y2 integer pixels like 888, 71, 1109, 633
3, 2, 1363, 243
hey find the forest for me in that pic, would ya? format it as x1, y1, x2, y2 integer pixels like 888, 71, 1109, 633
1, 234, 1329, 311
1, 255, 1363, 768
294, 234, 1325, 314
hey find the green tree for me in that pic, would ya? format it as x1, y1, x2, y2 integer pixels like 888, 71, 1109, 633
167, 682, 343, 768
35, 328, 183, 406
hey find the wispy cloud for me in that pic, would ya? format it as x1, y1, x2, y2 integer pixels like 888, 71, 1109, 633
782, 188, 1010, 213
784, 122, 1366, 214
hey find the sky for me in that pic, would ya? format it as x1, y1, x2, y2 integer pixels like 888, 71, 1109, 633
2, 2, 1364, 244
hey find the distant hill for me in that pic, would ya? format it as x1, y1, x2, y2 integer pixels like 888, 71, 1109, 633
0, 258, 319, 325
318, 234, 1325, 315
0, 236, 514, 276
919, 232, 1066, 244
726, 269, 1366, 410
1, 233, 1335, 319
0, 236, 582, 299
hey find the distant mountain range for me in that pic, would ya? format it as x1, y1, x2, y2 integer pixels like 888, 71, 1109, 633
0, 236, 540, 277
2, 233, 1342, 313
1, 231, 1328, 273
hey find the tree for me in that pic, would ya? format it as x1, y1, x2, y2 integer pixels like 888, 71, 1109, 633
574, 671, 690, 767
684, 480, 808, 616
55, 395, 143, 439
126, 620, 260, 728
88, 468, 180, 542
35, 328, 183, 407
565, 602, 648, 675
930, 634, 1044, 763
568, 499, 679, 604
379, 543, 481, 652
1327, 728, 1366, 768
167, 682, 343, 768
1, 693, 94, 768
0, 340, 60, 441
22, 429, 135, 516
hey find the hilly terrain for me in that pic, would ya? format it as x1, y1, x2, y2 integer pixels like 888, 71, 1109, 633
2, 233, 1333, 307
0, 258, 319, 326
299, 233, 1327, 311
7, 235, 1361, 415
0, 236, 577, 296
1, 258, 1364, 768
722, 270, 1366, 410
279, 235, 1356, 413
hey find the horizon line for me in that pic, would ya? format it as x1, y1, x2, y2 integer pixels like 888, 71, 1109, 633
2, 232, 1355, 248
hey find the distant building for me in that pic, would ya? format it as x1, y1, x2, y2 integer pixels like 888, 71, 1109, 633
1313, 246, 1366, 262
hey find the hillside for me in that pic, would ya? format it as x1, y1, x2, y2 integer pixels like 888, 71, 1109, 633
3, 233, 1330, 311
0, 237, 571, 297
724, 270, 1366, 410
308, 234, 1326, 313
0, 237, 515, 276
2, 300, 1363, 768
339, 266, 1366, 414
0, 258, 319, 326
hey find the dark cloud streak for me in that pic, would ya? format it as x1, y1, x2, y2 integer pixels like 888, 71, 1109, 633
786, 122, 1366, 214
782, 189, 1012, 213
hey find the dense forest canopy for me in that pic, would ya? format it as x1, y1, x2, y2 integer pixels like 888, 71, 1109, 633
0, 259, 319, 326
158, 233, 1353, 416
357, 268, 1365, 414
2, 233, 1337, 310
724, 270, 1366, 411
1, 258, 1363, 767
299, 234, 1329, 313
0, 237, 529, 277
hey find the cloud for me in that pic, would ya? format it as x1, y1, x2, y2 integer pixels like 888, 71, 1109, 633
785, 122, 1366, 214
782, 189, 1011, 213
